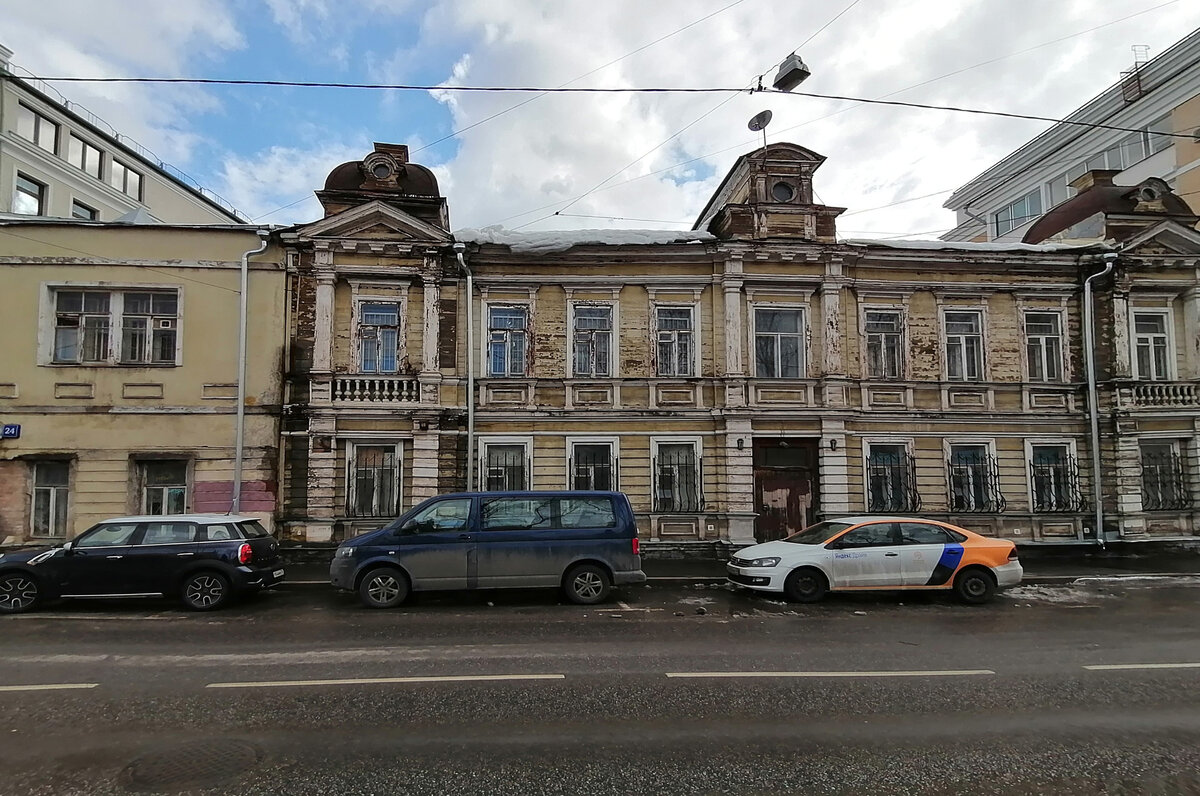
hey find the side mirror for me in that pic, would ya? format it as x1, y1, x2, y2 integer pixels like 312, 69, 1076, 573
394, 518, 419, 536
62, 540, 74, 554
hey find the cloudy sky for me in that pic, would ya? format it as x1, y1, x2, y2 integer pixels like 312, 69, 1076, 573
5, 0, 1199, 236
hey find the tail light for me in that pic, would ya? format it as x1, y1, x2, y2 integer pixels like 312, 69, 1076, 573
1007, 546, 1018, 561
238, 543, 253, 565
632, 537, 640, 556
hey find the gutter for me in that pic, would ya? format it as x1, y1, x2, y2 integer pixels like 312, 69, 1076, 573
1083, 251, 1118, 547
231, 230, 271, 513
453, 243, 476, 491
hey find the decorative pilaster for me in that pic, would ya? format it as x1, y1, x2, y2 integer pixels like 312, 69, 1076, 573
819, 419, 850, 515
313, 248, 336, 375
723, 270, 746, 407
304, 414, 338, 542
724, 417, 756, 545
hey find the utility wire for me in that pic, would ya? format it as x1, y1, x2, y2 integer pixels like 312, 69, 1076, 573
797, 0, 864, 50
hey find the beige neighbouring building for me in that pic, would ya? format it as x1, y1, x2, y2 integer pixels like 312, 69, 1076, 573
0, 221, 285, 542
278, 141, 1200, 547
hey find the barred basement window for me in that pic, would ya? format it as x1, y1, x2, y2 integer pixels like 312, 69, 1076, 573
947, 444, 1005, 512
1141, 442, 1189, 511
484, 443, 528, 491
570, 442, 615, 491
654, 442, 702, 512
866, 443, 921, 513
1029, 444, 1085, 512
349, 445, 399, 518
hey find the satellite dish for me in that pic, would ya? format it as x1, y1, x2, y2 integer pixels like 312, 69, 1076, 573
747, 110, 773, 132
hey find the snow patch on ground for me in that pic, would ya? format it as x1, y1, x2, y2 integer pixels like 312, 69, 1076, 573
678, 596, 715, 606
453, 225, 715, 254
1001, 585, 1111, 604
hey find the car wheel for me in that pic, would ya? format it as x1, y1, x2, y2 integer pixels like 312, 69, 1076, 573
181, 571, 231, 611
0, 573, 40, 614
358, 567, 409, 609
564, 563, 612, 605
954, 568, 996, 605
784, 567, 828, 603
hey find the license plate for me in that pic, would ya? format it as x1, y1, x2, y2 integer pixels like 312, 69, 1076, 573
273, 569, 285, 579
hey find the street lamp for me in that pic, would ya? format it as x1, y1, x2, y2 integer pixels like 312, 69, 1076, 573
772, 53, 811, 92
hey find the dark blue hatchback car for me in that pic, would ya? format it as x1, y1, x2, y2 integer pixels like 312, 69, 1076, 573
330, 491, 646, 608
0, 514, 285, 613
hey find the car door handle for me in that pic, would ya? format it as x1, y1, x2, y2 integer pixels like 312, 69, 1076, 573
884, 552, 899, 557
105, 555, 123, 560
177, 552, 195, 557
458, 534, 472, 540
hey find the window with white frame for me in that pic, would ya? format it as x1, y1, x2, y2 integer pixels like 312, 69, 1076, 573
944, 310, 984, 381
140, 460, 188, 515
1045, 164, 1086, 208
754, 307, 804, 378
31, 461, 69, 538
653, 441, 701, 512
866, 443, 919, 513
358, 302, 401, 373
488, 306, 528, 376
994, 189, 1042, 236
67, 135, 102, 179
1133, 311, 1171, 381
572, 304, 613, 377
865, 309, 903, 379
484, 442, 529, 491
655, 306, 694, 377
947, 443, 1004, 512
570, 441, 615, 491
1140, 441, 1189, 511
1029, 443, 1083, 513
110, 159, 142, 201
1148, 113, 1173, 155
1024, 311, 1063, 383
51, 287, 180, 366
348, 444, 400, 518
15, 104, 58, 153
13, 173, 46, 216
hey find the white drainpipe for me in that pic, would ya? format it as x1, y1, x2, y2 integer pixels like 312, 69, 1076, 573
231, 230, 271, 514
1083, 251, 1117, 546
454, 243, 476, 491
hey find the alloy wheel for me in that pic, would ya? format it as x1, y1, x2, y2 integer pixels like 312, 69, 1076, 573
573, 571, 604, 600
0, 576, 37, 611
186, 575, 225, 608
367, 574, 401, 604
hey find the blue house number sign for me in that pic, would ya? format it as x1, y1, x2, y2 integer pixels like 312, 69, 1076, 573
1, 424, 20, 439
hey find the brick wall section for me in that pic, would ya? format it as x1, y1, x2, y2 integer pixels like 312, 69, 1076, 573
0, 460, 28, 543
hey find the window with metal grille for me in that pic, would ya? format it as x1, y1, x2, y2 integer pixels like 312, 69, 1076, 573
1140, 442, 1189, 511
349, 445, 398, 518
358, 302, 400, 373
866, 443, 920, 513
947, 444, 1005, 512
31, 461, 69, 538
1133, 312, 1171, 381
655, 307, 694, 377
865, 309, 902, 378
944, 310, 983, 381
654, 442, 701, 512
140, 460, 188, 515
754, 308, 804, 378
120, 292, 178, 364
572, 305, 612, 377
488, 306, 527, 376
1029, 444, 1085, 512
484, 443, 528, 491
1024, 312, 1063, 382
16, 104, 58, 153
13, 173, 46, 216
571, 442, 615, 491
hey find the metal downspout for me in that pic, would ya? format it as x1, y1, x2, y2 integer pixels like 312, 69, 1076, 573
454, 244, 475, 491
1083, 252, 1117, 546
232, 231, 270, 513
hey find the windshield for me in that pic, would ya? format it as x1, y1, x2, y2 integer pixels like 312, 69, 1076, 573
781, 521, 853, 545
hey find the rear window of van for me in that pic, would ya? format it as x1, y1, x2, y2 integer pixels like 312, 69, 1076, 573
480, 496, 617, 531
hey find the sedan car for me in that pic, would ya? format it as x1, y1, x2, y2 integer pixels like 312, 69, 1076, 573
0, 514, 285, 613
727, 517, 1021, 604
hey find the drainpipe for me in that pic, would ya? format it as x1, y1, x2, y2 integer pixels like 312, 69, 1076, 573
1083, 251, 1117, 547
453, 243, 476, 491
231, 230, 271, 514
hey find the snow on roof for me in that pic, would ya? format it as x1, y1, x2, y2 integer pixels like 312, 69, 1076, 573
841, 237, 1110, 253
454, 225, 714, 255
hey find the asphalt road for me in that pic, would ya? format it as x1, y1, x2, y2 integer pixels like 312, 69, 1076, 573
2, 579, 1200, 795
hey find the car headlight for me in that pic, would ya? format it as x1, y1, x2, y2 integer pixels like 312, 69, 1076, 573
336, 547, 355, 558
747, 557, 780, 567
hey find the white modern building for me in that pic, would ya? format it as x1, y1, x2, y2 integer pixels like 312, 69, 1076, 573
943, 29, 1200, 243
0, 45, 244, 224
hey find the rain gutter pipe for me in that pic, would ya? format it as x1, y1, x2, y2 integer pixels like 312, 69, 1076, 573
1083, 251, 1117, 547
232, 230, 271, 513
454, 243, 476, 491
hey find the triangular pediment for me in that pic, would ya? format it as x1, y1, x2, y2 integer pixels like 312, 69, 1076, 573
296, 200, 451, 243
1120, 220, 1200, 257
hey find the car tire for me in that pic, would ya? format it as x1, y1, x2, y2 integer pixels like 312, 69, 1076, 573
0, 573, 40, 614
783, 567, 828, 603
954, 568, 996, 605
180, 571, 231, 612
358, 567, 409, 609
563, 563, 612, 605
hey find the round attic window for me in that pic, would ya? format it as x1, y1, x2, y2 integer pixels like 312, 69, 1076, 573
772, 181, 795, 202
371, 162, 393, 179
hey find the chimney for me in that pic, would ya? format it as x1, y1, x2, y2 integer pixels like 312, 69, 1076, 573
1069, 169, 1120, 193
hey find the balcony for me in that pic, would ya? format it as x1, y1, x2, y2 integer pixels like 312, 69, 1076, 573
1128, 382, 1200, 408
332, 376, 421, 403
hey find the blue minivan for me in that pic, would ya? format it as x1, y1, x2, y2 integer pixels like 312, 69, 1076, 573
330, 491, 646, 607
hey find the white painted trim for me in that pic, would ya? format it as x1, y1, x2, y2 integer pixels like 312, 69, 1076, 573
1023, 437, 1081, 513
938, 304, 988, 382
564, 435, 621, 490
37, 282, 184, 367
1128, 305, 1177, 381
345, 440, 404, 516
477, 435, 534, 491
650, 300, 699, 378
481, 300, 533, 378
649, 436, 703, 511
858, 302, 908, 380
1019, 307, 1069, 384
942, 437, 999, 512
349, 288, 409, 375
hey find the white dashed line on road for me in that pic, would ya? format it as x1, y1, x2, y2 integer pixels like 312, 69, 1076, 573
1084, 663, 1200, 671
665, 670, 996, 679
0, 683, 99, 692
206, 673, 567, 689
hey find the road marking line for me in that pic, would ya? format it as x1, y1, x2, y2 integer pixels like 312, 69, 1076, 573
1084, 663, 1200, 671
618, 601, 632, 610
0, 683, 99, 692
665, 670, 995, 679
206, 673, 566, 689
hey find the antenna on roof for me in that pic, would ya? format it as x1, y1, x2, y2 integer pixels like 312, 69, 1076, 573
747, 110, 773, 151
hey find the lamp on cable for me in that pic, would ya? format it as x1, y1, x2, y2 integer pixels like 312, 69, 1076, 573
772, 53, 811, 92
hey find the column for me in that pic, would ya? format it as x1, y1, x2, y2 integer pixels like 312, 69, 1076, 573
723, 274, 746, 408
819, 418, 850, 515
820, 279, 845, 407
419, 255, 443, 405
409, 417, 441, 504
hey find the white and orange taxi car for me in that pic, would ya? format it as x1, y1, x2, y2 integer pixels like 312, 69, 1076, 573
727, 517, 1022, 604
